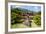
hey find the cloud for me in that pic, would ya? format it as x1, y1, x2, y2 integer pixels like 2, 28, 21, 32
15, 6, 21, 8
11, 5, 21, 8
34, 7, 38, 10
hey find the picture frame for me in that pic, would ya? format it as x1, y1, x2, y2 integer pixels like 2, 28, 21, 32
6, 1, 45, 33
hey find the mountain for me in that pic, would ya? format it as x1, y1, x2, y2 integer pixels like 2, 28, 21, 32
11, 7, 33, 13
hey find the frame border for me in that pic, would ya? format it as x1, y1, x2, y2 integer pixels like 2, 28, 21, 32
5, 1, 45, 34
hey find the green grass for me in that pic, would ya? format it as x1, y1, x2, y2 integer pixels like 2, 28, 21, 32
11, 21, 40, 28
11, 23, 30, 28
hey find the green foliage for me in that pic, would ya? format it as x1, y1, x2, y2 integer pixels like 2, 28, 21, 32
33, 15, 41, 26
11, 8, 22, 15
11, 14, 24, 24
11, 8, 24, 24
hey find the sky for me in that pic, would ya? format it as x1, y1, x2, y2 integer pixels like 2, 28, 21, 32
11, 5, 41, 12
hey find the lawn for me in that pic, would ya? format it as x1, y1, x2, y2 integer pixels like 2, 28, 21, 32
11, 23, 30, 28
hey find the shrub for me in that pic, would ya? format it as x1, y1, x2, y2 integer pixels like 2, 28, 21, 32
15, 20, 24, 24
33, 15, 41, 26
